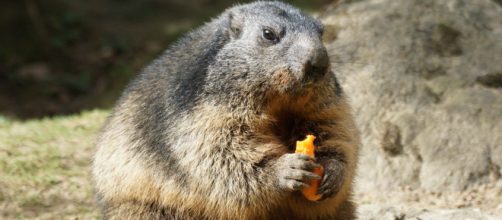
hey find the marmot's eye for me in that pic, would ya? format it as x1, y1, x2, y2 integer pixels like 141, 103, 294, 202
262, 29, 278, 42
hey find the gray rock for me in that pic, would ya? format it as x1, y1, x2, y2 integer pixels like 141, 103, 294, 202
320, 0, 502, 191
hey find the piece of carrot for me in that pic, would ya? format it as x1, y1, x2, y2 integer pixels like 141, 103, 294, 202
295, 135, 324, 201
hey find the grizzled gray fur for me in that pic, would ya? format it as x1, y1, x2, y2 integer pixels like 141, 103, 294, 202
93, 1, 360, 219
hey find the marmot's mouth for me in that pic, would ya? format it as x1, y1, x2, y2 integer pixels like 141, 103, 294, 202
271, 68, 296, 89
270, 68, 318, 96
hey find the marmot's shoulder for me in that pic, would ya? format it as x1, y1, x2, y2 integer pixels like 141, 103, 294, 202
119, 16, 229, 113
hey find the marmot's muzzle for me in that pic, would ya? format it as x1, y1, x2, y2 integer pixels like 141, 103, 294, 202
289, 35, 329, 83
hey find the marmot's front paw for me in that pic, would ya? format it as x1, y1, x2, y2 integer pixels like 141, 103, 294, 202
317, 159, 344, 200
275, 153, 321, 191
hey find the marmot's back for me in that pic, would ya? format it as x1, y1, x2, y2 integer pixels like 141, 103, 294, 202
93, 2, 359, 219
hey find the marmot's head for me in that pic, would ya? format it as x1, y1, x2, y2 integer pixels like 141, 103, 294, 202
205, 2, 330, 108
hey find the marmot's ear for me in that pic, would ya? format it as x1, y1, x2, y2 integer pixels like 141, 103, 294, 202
227, 12, 242, 39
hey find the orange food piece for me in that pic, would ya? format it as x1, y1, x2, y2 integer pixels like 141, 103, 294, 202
295, 135, 324, 201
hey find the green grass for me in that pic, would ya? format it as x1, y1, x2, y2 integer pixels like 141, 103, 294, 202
0, 110, 108, 219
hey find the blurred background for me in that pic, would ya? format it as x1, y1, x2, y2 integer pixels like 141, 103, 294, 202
0, 0, 331, 119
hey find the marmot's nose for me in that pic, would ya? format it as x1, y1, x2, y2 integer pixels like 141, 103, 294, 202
304, 47, 329, 81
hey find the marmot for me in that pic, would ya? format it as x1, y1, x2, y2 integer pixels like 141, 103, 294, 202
93, 2, 360, 219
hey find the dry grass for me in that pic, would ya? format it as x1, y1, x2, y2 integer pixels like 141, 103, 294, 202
0, 110, 108, 219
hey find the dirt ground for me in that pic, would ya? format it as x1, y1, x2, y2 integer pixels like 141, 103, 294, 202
356, 183, 502, 218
